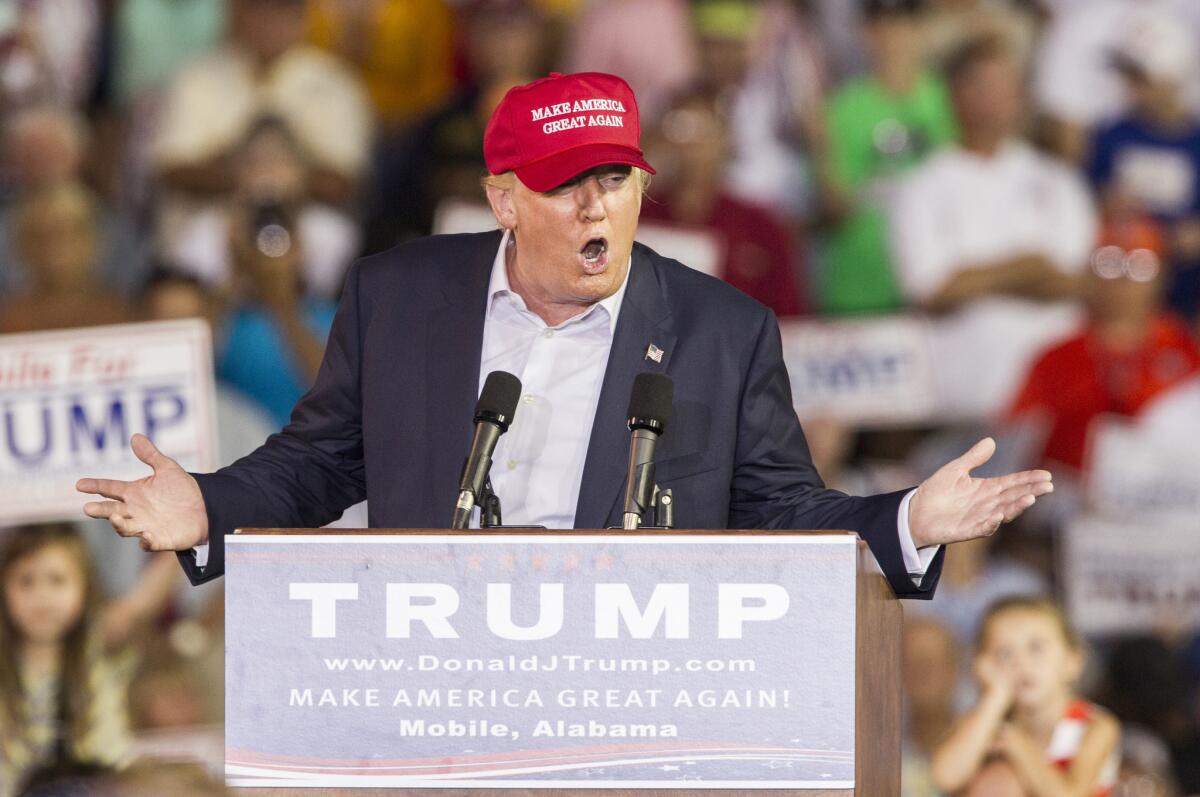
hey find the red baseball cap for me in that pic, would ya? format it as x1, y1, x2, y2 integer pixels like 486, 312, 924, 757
484, 72, 656, 192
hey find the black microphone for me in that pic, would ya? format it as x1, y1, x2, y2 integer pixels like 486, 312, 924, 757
452, 371, 522, 529
621, 373, 674, 529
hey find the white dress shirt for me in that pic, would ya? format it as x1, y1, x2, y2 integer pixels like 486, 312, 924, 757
199, 230, 936, 582
478, 231, 629, 529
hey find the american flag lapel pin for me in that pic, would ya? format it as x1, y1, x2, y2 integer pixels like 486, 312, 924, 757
645, 343, 664, 363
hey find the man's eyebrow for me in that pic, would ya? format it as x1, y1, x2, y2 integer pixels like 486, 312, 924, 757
546, 175, 582, 193
593, 164, 633, 176
545, 165, 634, 193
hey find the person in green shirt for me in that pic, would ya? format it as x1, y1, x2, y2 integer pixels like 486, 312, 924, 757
114, 0, 227, 109
819, 0, 957, 314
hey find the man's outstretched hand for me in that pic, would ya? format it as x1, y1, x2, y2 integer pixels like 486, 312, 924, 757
76, 434, 209, 552
908, 437, 1052, 549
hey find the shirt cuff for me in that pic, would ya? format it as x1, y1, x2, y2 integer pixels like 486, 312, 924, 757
193, 543, 210, 568
898, 489, 940, 585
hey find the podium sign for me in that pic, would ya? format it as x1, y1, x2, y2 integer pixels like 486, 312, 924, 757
225, 534, 859, 790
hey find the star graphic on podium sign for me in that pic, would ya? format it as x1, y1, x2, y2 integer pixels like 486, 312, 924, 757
498, 554, 516, 571
465, 555, 483, 571
531, 553, 547, 571
563, 554, 580, 571
595, 553, 614, 570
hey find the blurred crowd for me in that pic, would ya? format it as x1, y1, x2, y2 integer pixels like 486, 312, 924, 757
3, 0, 1200, 795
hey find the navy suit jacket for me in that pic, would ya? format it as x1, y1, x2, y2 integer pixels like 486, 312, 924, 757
183, 229, 943, 598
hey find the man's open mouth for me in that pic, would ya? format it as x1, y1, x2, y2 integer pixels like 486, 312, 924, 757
579, 237, 609, 274
581, 237, 608, 263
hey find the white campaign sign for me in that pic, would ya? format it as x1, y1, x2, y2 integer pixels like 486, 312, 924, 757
779, 316, 937, 425
0, 320, 218, 525
1063, 515, 1200, 636
1085, 417, 1200, 519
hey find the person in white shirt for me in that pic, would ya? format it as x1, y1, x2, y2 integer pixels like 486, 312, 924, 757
1032, 0, 1200, 162
150, 0, 372, 249
890, 34, 1097, 421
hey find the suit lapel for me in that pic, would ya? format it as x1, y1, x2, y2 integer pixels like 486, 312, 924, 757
574, 244, 677, 529
425, 231, 501, 517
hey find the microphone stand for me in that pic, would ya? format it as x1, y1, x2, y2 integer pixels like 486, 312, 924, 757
476, 476, 546, 530
612, 486, 677, 530
479, 477, 503, 528
653, 487, 675, 528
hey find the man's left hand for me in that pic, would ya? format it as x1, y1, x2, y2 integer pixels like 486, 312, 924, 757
908, 437, 1052, 549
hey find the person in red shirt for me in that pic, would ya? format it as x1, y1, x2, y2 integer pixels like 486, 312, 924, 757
1007, 217, 1200, 472
640, 92, 806, 317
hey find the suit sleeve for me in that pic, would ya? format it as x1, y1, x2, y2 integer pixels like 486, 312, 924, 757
177, 263, 368, 584
727, 309, 943, 599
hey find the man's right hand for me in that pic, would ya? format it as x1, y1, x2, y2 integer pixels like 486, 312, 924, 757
76, 434, 209, 552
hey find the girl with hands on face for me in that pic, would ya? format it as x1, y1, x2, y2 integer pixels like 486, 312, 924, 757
931, 596, 1120, 797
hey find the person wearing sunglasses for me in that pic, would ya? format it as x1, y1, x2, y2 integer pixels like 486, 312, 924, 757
1006, 216, 1200, 474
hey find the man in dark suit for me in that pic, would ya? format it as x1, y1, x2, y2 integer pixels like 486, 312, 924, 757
77, 73, 1053, 599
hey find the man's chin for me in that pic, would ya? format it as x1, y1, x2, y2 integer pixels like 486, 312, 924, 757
572, 265, 627, 301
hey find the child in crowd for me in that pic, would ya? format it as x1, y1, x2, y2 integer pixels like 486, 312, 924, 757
932, 596, 1120, 797
0, 525, 178, 796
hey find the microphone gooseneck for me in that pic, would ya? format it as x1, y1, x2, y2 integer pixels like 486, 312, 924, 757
621, 373, 674, 529
452, 371, 522, 529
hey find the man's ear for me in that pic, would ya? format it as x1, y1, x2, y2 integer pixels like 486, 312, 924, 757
485, 184, 517, 230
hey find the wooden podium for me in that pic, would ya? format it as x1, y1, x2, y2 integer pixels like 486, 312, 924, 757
225, 530, 902, 797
